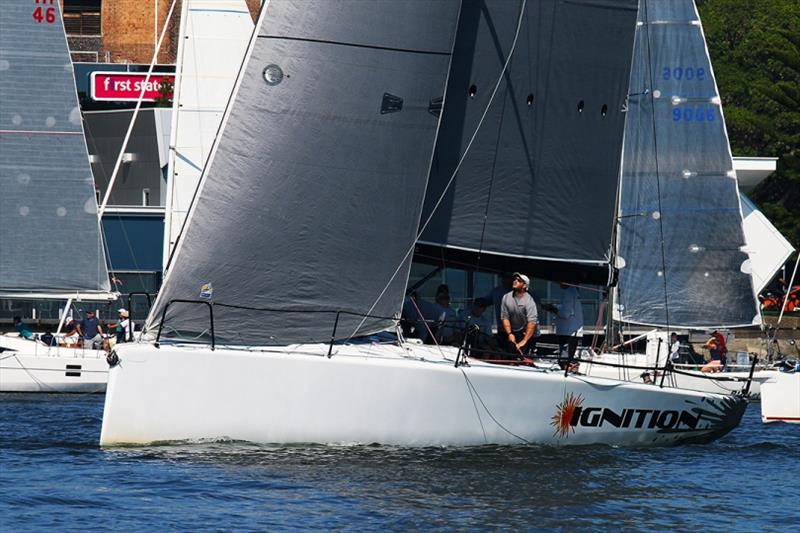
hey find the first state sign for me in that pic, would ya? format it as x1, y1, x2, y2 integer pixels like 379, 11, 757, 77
90, 72, 175, 102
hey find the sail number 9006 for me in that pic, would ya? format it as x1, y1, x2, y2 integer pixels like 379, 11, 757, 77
672, 107, 716, 122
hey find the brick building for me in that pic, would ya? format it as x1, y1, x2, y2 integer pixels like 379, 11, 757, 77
62, 0, 260, 64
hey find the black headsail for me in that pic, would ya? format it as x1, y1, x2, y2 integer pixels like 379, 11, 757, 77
417, 0, 639, 285
146, 0, 462, 344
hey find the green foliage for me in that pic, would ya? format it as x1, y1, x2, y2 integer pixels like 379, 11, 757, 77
154, 77, 174, 108
698, 0, 800, 250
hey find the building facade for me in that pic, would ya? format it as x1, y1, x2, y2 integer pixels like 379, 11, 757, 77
62, 0, 260, 64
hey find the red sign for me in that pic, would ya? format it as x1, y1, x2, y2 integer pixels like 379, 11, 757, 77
90, 72, 175, 102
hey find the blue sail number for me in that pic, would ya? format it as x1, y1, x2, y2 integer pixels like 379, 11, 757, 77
662, 66, 706, 81
672, 107, 716, 122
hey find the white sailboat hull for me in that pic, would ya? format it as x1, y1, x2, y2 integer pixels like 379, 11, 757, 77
582, 352, 771, 399
0, 335, 108, 393
761, 372, 800, 424
581, 353, 775, 400
101, 342, 746, 447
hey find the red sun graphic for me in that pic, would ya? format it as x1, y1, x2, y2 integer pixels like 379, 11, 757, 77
551, 392, 584, 438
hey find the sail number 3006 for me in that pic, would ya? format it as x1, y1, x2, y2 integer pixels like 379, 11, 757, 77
32, 0, 56, 24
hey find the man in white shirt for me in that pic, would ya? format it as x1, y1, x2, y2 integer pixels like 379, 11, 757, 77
434, 291, 460, 345
669, 332, 681, 362
543, 282, 584, 368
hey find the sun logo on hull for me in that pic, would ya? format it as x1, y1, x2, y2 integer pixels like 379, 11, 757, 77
551, 392, 584, 438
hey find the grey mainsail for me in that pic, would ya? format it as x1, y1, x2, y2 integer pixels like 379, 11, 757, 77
147, 0, 461, 344
0, 0, 110, 296
615, 0, 760, 328
417, 0, 639, 285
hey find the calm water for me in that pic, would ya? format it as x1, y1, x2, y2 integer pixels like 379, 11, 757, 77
1, 394, 798, 531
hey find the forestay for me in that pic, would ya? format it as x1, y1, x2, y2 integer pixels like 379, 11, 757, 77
0, 1, 110, 296
147, 0, 461, 344
417, 0, 639, 285
163, 0, 254, 269
615, 0, 760, 328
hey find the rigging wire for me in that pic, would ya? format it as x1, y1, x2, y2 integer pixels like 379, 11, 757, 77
641, 0, 672, 337
97, 0, 178, 220
350, 0, 529, 341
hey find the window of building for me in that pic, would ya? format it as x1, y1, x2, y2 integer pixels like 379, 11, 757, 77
63, 0, 102, 36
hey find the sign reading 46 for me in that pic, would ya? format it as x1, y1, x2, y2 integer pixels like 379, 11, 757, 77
32, 0, 56, 24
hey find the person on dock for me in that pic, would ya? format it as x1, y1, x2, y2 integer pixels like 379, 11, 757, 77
500, 272, 538, 359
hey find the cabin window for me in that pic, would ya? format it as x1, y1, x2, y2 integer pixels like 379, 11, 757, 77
468, 85, 477, 98
63, 0, 102, 36
601, 104, 608, 117
142, 188, 151, 207
577, 100, 585, 113
527, 94, 534, 106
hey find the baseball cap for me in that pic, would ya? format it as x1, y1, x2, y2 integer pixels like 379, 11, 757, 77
513, 272, 530, 285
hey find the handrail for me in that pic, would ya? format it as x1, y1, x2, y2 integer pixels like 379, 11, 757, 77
126, 291, 153, 342
154, 299, 399, 356
155, 299, 215, 351
742, 355, 759, 396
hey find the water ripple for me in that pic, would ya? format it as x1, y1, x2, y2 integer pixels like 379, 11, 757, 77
1, 394, 798, 530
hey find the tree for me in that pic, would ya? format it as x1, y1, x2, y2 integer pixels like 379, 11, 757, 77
698, 0, 800, 250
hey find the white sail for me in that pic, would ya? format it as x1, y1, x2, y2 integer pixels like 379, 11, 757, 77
740, 193, 794, 294
163, 0, 254, 269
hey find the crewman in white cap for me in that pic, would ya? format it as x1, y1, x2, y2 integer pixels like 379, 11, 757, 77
500, 272, 538, 359
113, 308, 133, 344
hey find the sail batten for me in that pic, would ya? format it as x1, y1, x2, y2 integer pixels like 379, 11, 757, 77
0, 1, 111, 295
615, 0, 760, 329
148, 0, 462, 344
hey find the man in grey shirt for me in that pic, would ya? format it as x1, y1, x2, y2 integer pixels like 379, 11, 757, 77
500, 272, 538, 358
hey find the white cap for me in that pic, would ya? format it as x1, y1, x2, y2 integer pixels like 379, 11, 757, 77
512, 272, 530, 286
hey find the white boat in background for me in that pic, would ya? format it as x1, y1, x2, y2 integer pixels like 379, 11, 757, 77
583, 332, 773, 399
0, 1, 117, 393
102, 0, 749, 447
761, 371, 800, 424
